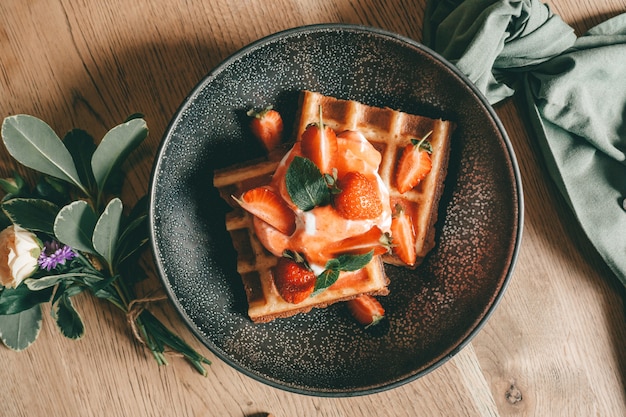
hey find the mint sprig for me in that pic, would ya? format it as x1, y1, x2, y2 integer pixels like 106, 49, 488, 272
313, 250, 374, 295
285, 156, 330, 211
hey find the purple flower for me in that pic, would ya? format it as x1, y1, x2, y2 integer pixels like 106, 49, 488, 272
38, 241, 76, 271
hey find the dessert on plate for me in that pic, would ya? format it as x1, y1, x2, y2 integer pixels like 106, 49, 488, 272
213, 91, 455, 323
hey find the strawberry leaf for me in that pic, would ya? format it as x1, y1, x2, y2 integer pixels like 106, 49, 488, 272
285, 156, 330, 211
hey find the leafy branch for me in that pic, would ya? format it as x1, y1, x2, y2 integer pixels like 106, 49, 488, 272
0, 115, 210, 374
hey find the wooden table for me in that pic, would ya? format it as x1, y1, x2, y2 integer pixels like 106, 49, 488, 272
1, 1, 625, 416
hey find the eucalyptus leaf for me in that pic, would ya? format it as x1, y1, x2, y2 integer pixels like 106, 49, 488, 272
55, 295, 84, 340
0, 285, 53, 315
2, 198, 59, 235
91, 118, 148, 193
54, 200, 97, 254
92, 198, 123, 267
0, 305, 42, 351
1, 115, 87, 195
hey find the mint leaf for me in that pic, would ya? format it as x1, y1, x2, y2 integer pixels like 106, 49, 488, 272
313, 269, 340, 294
285, 156, 329, 211
334, 251, 374, 271
313, 251, 374, 295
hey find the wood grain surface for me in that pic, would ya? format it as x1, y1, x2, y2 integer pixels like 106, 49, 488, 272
1, 1, 625, 416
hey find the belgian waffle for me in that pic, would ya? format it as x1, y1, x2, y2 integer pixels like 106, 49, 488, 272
213, 91, 454, 323
213, 148, 389, 323
295, 91, 455, 267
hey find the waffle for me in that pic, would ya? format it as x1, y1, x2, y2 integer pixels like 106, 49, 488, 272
213, 91, 454, 323
213, 147, 389, 323
295, 91, 455, 267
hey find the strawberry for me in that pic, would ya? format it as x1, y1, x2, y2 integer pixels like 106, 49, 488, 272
323, 226, 390, 258
390, 204, 417, 266
300, 107, 338, 173
247, 106, 283, 152
395, 132, 433, 194
333, 171, 382, 220
347, 295, 385, 327
273, 252, 316, 304
235, 186, 296, 235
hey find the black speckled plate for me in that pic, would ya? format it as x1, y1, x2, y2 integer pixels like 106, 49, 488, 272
149, 24, 523, 396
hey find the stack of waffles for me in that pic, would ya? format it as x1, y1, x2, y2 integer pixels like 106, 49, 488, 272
213, 90, 455, 323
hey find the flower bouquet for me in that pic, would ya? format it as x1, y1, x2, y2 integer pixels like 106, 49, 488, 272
0, 114, 210, 374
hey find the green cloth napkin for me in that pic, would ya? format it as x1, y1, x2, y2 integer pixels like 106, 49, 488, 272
423, 0, 626, 287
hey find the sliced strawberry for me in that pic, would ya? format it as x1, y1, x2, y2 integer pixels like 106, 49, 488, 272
335, 130, 381, 174
390, 203, 417, 266
324, 226, 390, 258
247, 106, 283, 152
347, 295, 385, 327
235, 186, 296, 235
395, 132, 433, 194
333, 171, 382, 220
300, 107, 338, 173
273, 253, 316, 304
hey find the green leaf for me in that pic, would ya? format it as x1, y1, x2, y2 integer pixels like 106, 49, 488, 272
1, 115, 87, 194
0, 285, 53, 315
0, 305, 42, 351
2, 198, 59, 235
0, 177, 20, 195
312, 251, 374, 295
114, 213, 148, 266
334, 251, 374, 272
63, 128, 97, 194
0, 209, 11, 230
91, 118, 148, 193
285, 156, 330, 211
313, 269, 340, 294
34, 176, 70, 207
54, 200, 98, 254
55, 295, 84, 340
92, 198, 123, 267
24, 275, 64, 291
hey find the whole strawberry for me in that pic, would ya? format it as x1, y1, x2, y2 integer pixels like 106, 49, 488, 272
273, 252, 316, 304
333, 171, 382, 220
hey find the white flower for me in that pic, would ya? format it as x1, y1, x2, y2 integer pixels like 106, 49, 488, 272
0, 225, 41, 288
